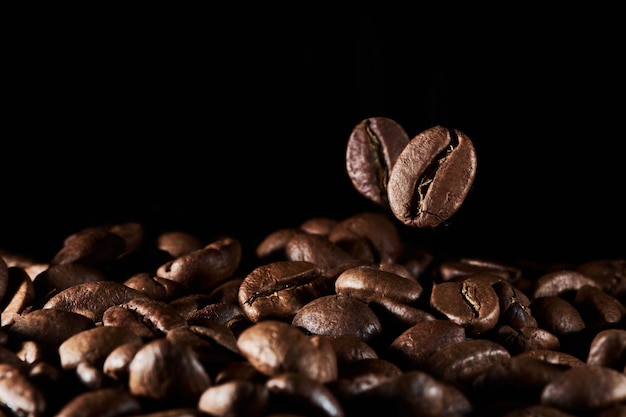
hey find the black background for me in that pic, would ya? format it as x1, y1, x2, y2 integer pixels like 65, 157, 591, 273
3, 8, 624, 268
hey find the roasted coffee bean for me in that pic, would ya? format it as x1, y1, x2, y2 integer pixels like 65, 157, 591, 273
516, 348, 585, 368
102, 341, 143, 383
1, 266, 35, 327
334, 265, 423, 305
187, 302, 251, 336
50, 226, 127, 267
102, 297, 187, 338
214, 360, 266, 385
32, 263, 105, 307
54, 387, 142, 417
0, 256, 9, 303
299, 217, 339, 236
346, 116, 410, 206
255, 228, 307, 261
128, 338, 211, 406
42, 281, 147, 323
430, 275, 500, 336
237, 320, 338, 383
532, 269, 600, 299
577, 259, 626, 302
123, 272, 186, 302
238, 261, 328, 323
327, 212, 404, 264
500, 405, 578, 417
292, 295, 382, 343
369, 297, 436, 332
531, 296, 586, 337
156, 236, 241, 292
207, 277, 244, 305
332, 357, 402, 398
58, 326, 143, 372
425, 339, 510, 387
7, 309, 94, 349
492, 325, 560, 354
347, 370, 472, 417
156, 230, 203, 258
266, 372, 344, 417
387, 125, 477, 228
438, 258, 522, 283
388, 319, 466, 369
498, 301, 538, 329
574, 284, 625, 325
0, 363, 46, 417
284, 233, 357, 272
198, 379, 269, 417
321, 335, 378, 364
586, 329, 626, 370
540, 364, 626, 413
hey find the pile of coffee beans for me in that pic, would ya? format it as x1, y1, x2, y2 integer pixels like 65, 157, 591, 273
0, 119, 625, 416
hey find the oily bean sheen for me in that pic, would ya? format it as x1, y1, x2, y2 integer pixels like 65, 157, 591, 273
387, 125, 477, 228
346, 116, 410, 206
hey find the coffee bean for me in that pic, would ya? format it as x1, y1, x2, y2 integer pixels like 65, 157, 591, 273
387, 125, 477, 228
156, 230, 203, 258
334, 265, 423, 305
266, 372, 345, 417
291, 295, 382, 343
197, 379, 269, 417
540, 364, 626, 412
102, 297, 187, 339
238, 261, 328, 323
530, 296, 586, 337
430, 275, 500, 336
54, 387, 142, 417
586, 329, 626, 370
50, 226, 127, 267
7, 309, 94, 348
32, 263, 106, 307
492, 325, 560, 354
577, 259, 626, 302
532, 269, 601, 299
346, 116, 410, 206
0, 363, 46, 417
1, 266, 35, 327
156, 236, 242, 292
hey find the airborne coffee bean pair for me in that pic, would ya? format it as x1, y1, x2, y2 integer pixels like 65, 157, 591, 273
346, 117, 477, 228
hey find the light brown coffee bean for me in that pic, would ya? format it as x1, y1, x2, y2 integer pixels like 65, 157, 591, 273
387, 125, 477, 229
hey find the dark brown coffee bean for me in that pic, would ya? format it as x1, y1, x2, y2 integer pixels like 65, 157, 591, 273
516, 349, 585, 368
369, 297, 436, 332
492, 325, 560, 354
348, 370, 472, 417
32, 263, 105, 307
109, 221, 145, 256
332, 358, 402, 398
198, 379, 269, 417
498, 302, 538, 329
438, 258, 522, 283
320, 335, 378, 364
500, 405, 578, 417
1, 266, 35, 327
125, 409, 204, 417
387, 125, 477, 228
327, 212, 404, 264
346, 116, 410, 206
577, 259, 626, 302
266, 372, 345, 417
123, 272, 186, 302
187, 302, 251, 336
388, 319, 466, 369
299, 217, 339, 236
42, 281, 147, 323
208, 277, 244, 305
284, 233, 356, 272
540, 364, 626, 413
334, 265, 423, 304
214, 361, 266, 385
58, 326, 143, 372
532, 269, 600, 299
156, 230, 203, 257
430, 276, 500, 336
0, 363, 46, 417
167, 293, 214, 320
7, 309, 94, 348
102, 341, 143, 383
531, 296, 586, 336
292, 295, 382, 343
128, 338, 211, 406
50, 226, 127, 267
492, 280, 532, 314
237, 320, 338, 383
102, 297, 187, 338
425, 339, 510, 387
238, 261, 328, 323
255, 228, 306, 261
574, 284, 625, 325
55, 387, 142, 417
586, 329, 626, 370
156, 236, 241, 292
